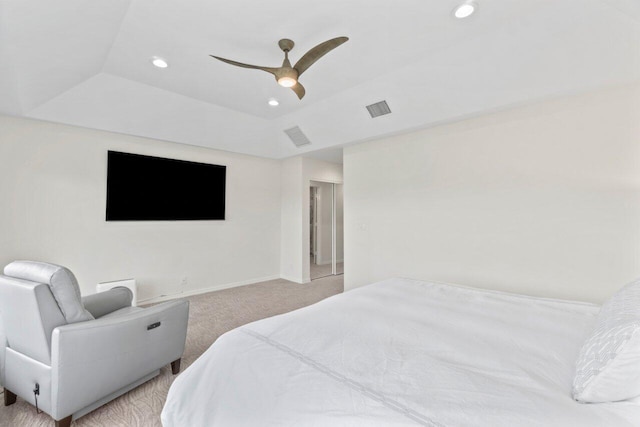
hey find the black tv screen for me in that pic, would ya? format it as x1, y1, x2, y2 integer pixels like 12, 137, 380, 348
106, 151, 226, 221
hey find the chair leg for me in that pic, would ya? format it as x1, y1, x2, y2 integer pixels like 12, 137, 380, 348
171, 358, 181, 374
55, 415, 72, 427
4, 388, 16, 406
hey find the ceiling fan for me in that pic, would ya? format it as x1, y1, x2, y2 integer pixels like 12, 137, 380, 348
210, 36, 349, 100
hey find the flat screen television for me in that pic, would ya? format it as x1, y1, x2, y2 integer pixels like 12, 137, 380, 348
106, 151, 226, 221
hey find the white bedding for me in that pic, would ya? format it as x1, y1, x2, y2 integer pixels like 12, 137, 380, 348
161, 278, 640, 426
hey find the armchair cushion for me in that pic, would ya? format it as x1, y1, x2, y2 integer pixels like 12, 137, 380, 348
100, 306, 143, 318
4, 261, 93, 323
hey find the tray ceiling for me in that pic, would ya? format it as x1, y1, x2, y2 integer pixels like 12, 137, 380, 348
1, 0, 638, 159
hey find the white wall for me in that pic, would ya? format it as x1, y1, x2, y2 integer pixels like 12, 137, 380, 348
345, 83, 640, 303
279, 156, 304, 282
280, 156, 342, 283
0, 115, 282, 302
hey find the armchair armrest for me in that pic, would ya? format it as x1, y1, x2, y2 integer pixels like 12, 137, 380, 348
50, 299, 189, 420
82, 287, 133, 318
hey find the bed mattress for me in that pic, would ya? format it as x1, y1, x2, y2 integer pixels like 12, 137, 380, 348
162, 278, 640, 426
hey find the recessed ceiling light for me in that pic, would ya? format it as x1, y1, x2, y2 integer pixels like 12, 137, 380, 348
151, 57, 168, 68
453, 2, 477, 19
268, 98, 279, 107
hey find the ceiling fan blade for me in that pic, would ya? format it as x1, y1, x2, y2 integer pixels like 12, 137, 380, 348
291, 82, 306, 100
293, 36, 348, 77
210, 55, 279, 76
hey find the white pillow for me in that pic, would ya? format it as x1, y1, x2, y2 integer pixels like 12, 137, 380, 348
573, 278, 640, 403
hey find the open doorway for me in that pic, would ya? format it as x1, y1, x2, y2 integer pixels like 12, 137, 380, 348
310, 181, 344, 280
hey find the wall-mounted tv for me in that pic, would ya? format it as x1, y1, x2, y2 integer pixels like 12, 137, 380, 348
106, 151, 226, 221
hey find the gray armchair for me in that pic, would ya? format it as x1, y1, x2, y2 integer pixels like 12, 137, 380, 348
0, 261, 189, 427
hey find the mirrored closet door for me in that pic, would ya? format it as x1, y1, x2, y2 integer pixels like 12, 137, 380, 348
310, 181, 343, 280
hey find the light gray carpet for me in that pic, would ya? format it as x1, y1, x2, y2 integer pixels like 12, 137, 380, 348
0, 275, 343, 426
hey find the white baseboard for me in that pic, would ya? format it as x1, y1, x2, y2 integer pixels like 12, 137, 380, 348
138, 274, 281, 305
280, 274, 304, 284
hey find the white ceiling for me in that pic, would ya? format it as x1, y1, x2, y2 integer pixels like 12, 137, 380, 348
1, 0, 639, 160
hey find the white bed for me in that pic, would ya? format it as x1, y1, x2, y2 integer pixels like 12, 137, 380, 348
161, 278, 640, 426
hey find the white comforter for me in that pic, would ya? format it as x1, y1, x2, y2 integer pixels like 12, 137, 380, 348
162, 278, 640, 426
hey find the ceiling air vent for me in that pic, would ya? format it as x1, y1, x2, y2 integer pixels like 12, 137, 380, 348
284, 126, 311, 147
366, 100, 392, 118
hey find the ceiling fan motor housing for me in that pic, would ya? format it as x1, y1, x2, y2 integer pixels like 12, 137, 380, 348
276, 67, 299, 87
278, 39, 295, 52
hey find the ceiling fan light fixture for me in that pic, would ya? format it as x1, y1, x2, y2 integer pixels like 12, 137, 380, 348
453, 1, 477, 19
151, 56, 168, 68
276, 66, 299, 87
277, 76, 297, 88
